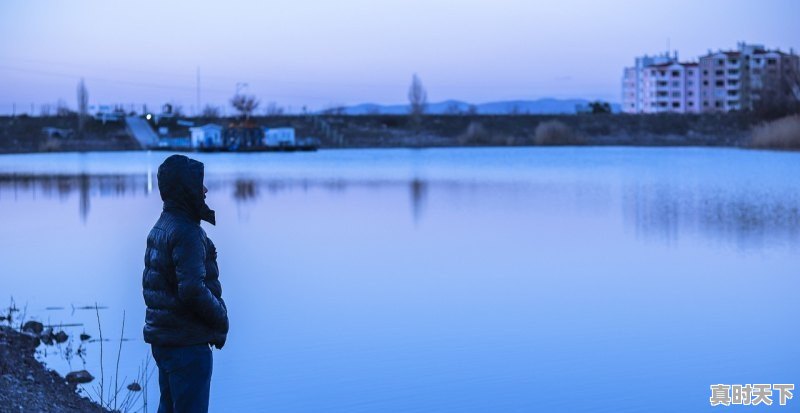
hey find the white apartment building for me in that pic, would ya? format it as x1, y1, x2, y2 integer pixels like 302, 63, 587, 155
638, 61, 701, 113
623, 43, 799, 114
622, 52, 677, 113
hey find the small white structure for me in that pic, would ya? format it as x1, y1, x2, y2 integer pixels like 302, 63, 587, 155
264, 127, 295, 147
190, 124, 224, 148
88, 104, 126, 122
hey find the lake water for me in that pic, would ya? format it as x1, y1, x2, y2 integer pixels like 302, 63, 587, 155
1, 147, 798, 412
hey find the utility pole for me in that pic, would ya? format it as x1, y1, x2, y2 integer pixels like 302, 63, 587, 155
196, 66, 201, 116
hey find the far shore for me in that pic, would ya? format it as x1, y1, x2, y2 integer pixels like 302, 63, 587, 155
1, 112, 796, 154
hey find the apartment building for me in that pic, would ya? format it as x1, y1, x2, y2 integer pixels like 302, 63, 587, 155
699, 43, 799, 112
622, 52, 677, 113
623, 43, 799, 114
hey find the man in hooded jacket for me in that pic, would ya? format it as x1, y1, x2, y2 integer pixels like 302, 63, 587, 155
143, 154, 229, 413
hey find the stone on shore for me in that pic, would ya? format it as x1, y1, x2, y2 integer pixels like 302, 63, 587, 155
65, 370, 94, 384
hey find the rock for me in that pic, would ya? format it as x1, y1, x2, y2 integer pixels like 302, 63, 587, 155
79, 333, 91, 341
16, 331, 40, 349
126, 382, 142, 391
22, 321, 43, 335
53, 331, 68, 344
65, 370, 94, 384
39, 328, 54, 346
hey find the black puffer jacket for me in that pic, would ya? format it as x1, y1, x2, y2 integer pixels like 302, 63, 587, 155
142, 155, 228, 348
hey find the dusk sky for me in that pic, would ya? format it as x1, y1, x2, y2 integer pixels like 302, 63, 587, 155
1, 0, 798, 115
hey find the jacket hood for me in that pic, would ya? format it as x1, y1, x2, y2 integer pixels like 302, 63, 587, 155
157, 154, 216, 225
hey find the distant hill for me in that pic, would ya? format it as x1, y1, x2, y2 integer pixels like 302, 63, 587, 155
328, 98, 621, 115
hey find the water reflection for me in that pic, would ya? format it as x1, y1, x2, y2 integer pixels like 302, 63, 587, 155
623, 183, 800, 249
410, 179, 427, 224
2, 172, 799, 250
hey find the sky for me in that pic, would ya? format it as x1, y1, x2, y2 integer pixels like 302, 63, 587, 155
0, 0, 798, 115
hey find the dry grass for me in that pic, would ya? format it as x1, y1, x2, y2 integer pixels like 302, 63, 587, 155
533, 120, 585, 145
457, 121, 490, 145
751, 115, 800, 150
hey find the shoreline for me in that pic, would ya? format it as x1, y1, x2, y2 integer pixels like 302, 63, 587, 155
0, 113, 769, 154
0, 325, 109, 413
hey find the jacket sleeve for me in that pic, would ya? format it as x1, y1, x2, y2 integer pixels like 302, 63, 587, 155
172, 227, 229, 333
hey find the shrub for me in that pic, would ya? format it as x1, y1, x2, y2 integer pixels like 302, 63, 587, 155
458, 121, 490, 145
750, 115, 800, 150
533, 120, 585, 145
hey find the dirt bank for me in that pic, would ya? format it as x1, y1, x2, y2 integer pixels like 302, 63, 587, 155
0, 326, 108, 413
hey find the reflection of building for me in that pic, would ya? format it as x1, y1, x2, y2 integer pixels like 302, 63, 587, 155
190, 124, 224, 148
264, 127, 295, 147
622, 43, 799, 113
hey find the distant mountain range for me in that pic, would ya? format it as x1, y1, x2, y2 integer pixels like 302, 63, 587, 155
327, 98, 621, 115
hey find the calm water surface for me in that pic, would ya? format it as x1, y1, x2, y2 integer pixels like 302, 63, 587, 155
0, 147, 798, 412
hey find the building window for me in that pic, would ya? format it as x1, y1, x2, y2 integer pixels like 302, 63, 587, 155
703, 80, 709, 86
767, 59, 777, 65
672, 71, 680, 77
688, 101, 694, 106
727, 90, 738, 96
688, 91, 694, 97
672, 102, 680, 108
672, 92, 681, 97
717, 59, 724, 66
728, 69, 739, 75
728, 59, 738, 65
672, 81, 680, 87
703, 101, 709, 106
687, 81, 694, 87
715, 80, 724, 87
703, 70, 709, 75
715, 70, 724, 76
715, 101, 723, 108
754, 58, 761, 64
727, 79, 739, 86
687, 70, 694, 75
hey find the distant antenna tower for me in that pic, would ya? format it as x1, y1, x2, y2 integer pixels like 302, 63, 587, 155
196, 66, 201, 116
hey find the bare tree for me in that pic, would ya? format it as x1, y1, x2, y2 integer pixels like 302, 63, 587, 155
264, 102, 285, 116
77, 78, 89, 133
172, 103, 185, 117
201, 104, 221, 119
230, 94, 260, 121
408, 73, 428, 121
39, 104, 52, 117
56, 99, 73, 117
